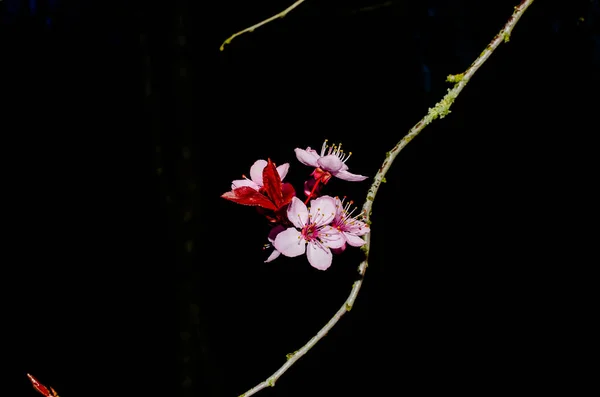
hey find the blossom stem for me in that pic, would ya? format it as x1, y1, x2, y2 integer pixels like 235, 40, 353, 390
236, 1, 535, 396
220, 0, 307, 51
304, 176, 322, 205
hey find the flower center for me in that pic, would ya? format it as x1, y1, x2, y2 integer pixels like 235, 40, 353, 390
334, 196, 367, 230
301, 224, 318, 241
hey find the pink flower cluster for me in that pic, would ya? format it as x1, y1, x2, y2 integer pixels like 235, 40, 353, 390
222, 140, 370, 271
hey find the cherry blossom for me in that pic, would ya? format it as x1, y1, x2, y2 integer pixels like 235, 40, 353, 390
231, 159, 289, 190
295, 140, 368, 183
273, 196, 345, 270
331, 196, 370, 251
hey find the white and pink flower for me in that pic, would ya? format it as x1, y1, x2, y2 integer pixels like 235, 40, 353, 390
331, 196, 370, 252
273, 196, 345, 270
295, 140, 367, 183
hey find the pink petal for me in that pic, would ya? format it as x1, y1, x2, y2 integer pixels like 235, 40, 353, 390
273, 227, 306, 258
295, 148, 320, 167
276, 163, 290, 181
231, 179, 259, 190
344, 232, 367, 247
319, 226, 346, 249
306, 241, 332, 270
249, 160, 268, 185
317, 155, 344, 172
287, 197, 309, 229
347, 222, 369, 236
333, 170, 368, 182
309, 196, 337, 226
265, 249, 281, 263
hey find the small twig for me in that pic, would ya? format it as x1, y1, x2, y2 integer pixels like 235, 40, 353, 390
220, 0, 306, 51
237, 1, 535, 396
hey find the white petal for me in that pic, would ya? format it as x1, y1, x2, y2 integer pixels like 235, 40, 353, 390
287, 197, 308, 229
319, 226, 346, 249
317, 154, 344, 172
249, 160, 268, 186
295, 148, 320, 167
265, 249, 281, 263
333, 170, 368, 182
276, 163, 290, 181
306, 241, 332, 270
231, 179, 259, 190
309, 195, 337, 226
344, 232, 367, 247
273, 227, 306, 258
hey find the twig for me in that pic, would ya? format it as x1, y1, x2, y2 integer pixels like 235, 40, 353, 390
237, 1, 535, 396
220, 0, 306, 51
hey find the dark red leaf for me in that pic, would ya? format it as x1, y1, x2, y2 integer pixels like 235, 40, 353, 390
261, 159, 283, 208
27, 374, 52, 397
281, 182, 295, 207
221, 186, 278, 211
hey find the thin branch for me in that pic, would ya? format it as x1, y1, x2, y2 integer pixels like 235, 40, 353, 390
237, 1, 535, 396
220, 0, 306, 51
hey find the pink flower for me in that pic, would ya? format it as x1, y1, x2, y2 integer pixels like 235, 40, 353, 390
273, 196, 345, 270
231, 159, 289, 190
295, 140, 367, 183
331, 196, 370, 250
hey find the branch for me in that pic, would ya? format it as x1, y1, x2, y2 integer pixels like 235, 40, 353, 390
237, 1, 535, 396
220, 0, 306, 51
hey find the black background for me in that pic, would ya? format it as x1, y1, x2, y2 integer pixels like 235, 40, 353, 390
2, 0, 597, 396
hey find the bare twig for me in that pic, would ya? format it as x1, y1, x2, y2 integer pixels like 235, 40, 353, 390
237, 1, 535, 396
220, 0, 306, 51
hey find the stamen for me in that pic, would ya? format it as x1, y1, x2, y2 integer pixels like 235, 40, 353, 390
320, 139, 328, 157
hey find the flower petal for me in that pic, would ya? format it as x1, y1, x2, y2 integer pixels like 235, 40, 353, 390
344, 232, 367, 247
309, 196, 337, 226
273, 227, 306, 257
287, 197, 308, 229
295, 148, 320, 167
346, 222, 369, 236
333, 170, 368, 182
317, 154, 344, 173
306, 241, 332, 270
231, 179, 259, 190
249, 159, 268, 185
319, 226, 346, 249
265, 249, 281, 263
276, 163, 290, 181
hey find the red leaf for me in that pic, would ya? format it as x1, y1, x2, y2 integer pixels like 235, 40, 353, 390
27, 374, 53, 397
261, 159, 283, 208
221, 186, 278, 211
281, 182, 295, 207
